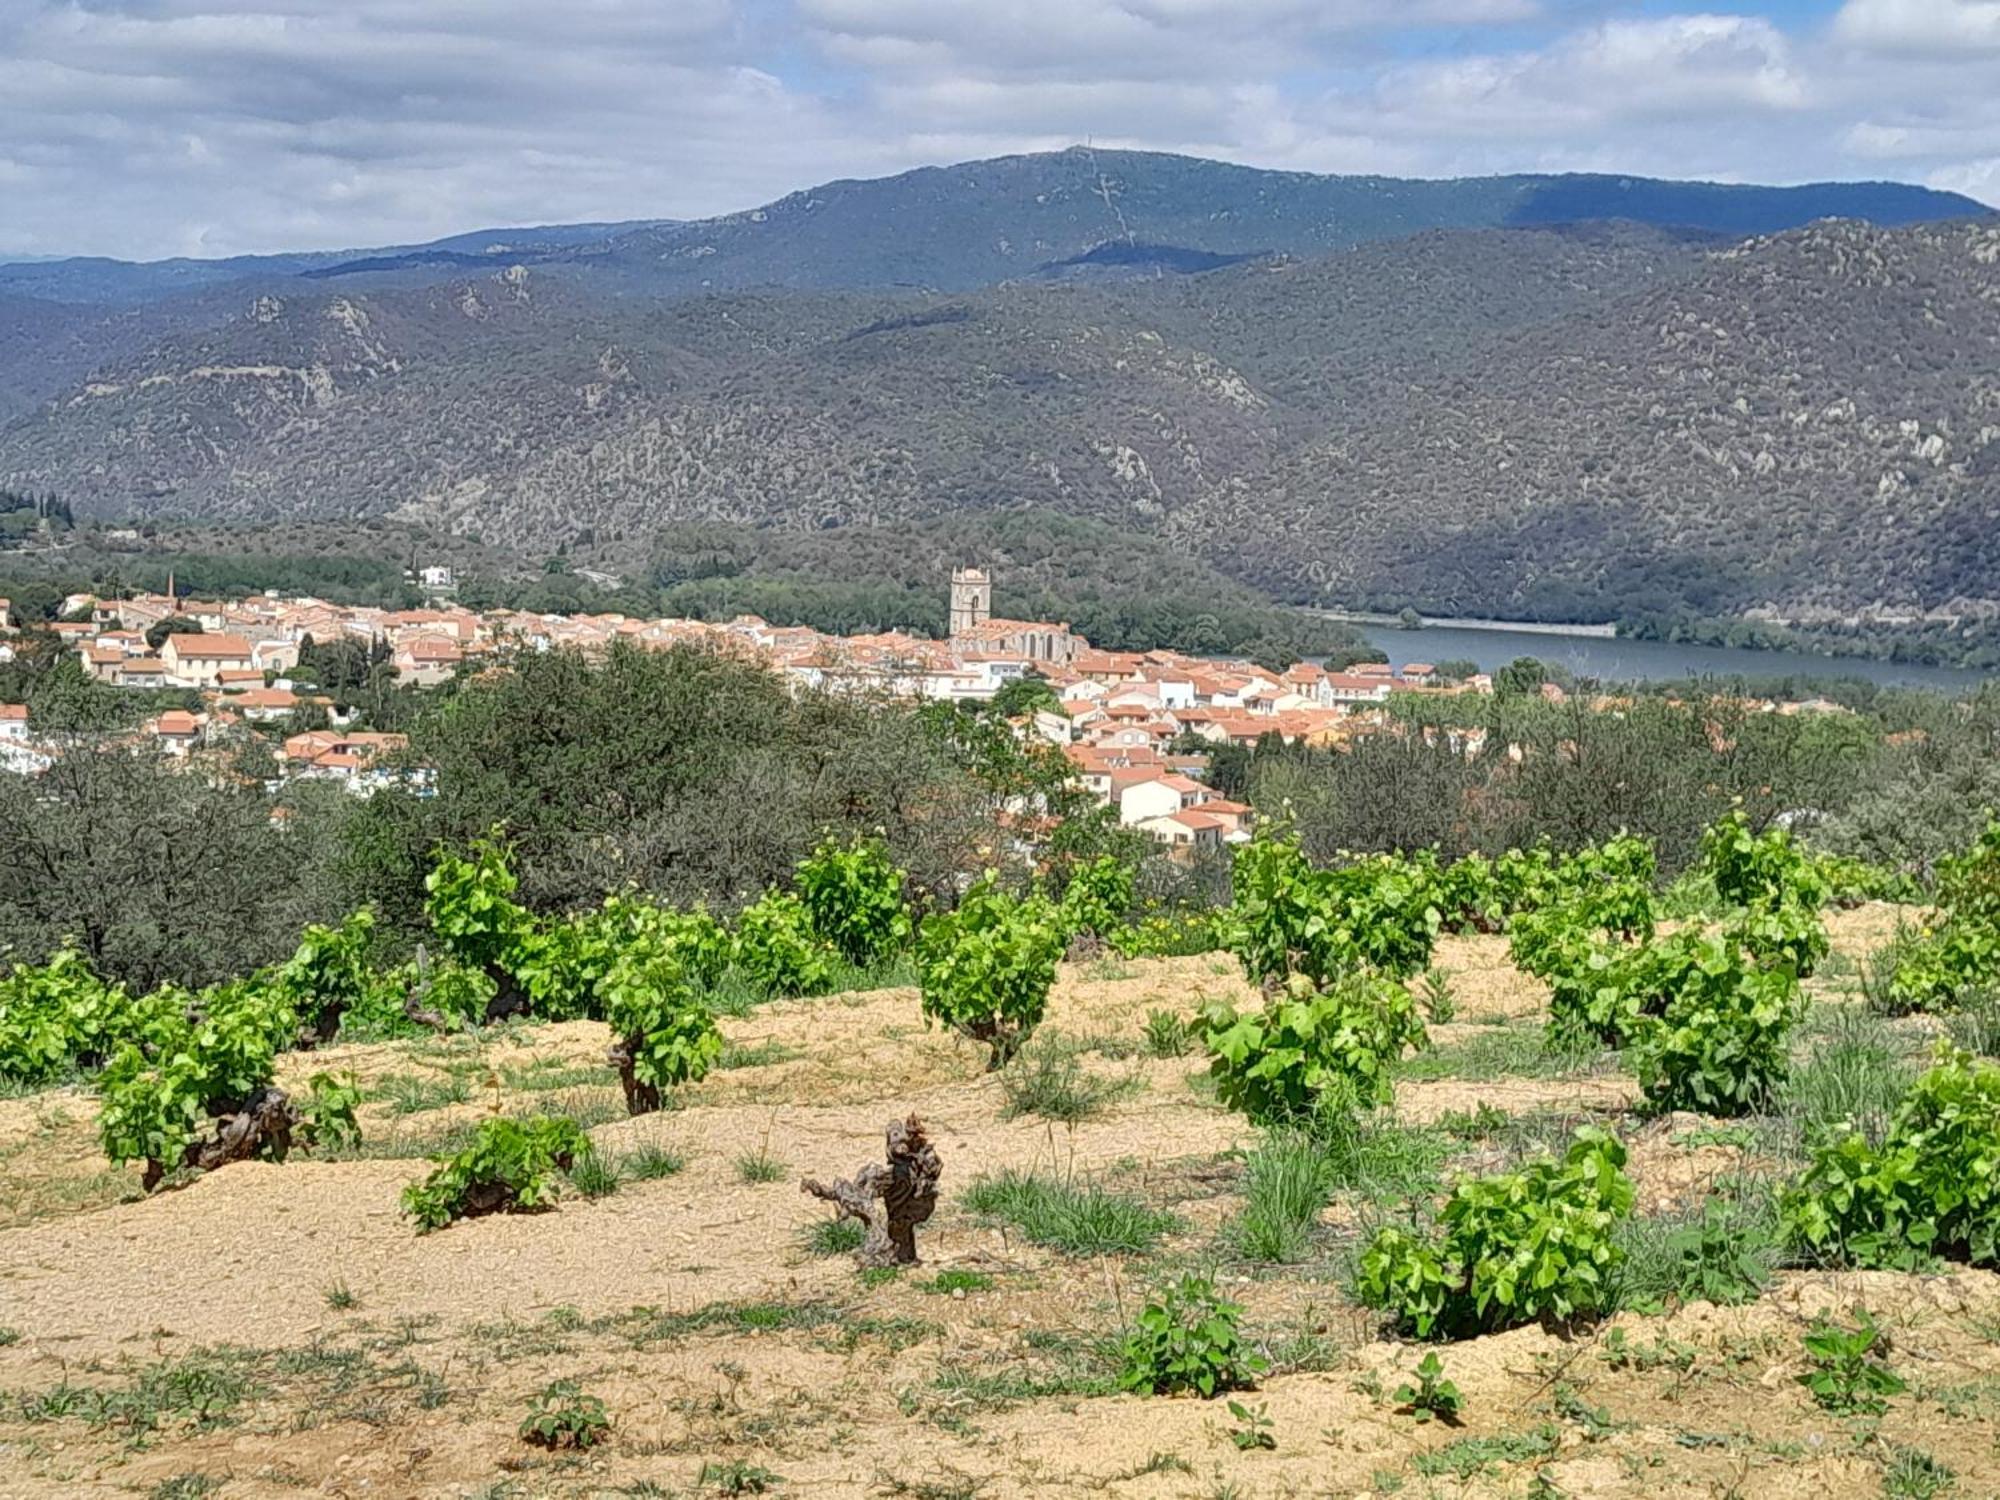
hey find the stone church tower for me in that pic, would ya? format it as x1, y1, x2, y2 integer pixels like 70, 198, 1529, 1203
949, 566, 991, 636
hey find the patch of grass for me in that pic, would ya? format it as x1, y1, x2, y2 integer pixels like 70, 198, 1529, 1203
1143, 1009, 1193, 1058
1227, 1130, 1331, 1264
1434, 1102, 1513, 1140
718, 1039, 803, 1070
998, 1034, 1138, 1124
499, 1059, 608, 1093
1398, 1025, 1598, 1082
1945, 989, 2000, 1058
961, 1170, 1177, 1256
802, 1216, 867, 1257
567, 1147, 623, 1200
149, 1477, 225, 1500
623, 1141, 688, 1180
1319, 1112, 1450, 1204
923, 1270, 994, 1295
1777, 1005, 1915, 1149
876, 1468, 989, 1500
372, 1071, 473, 1116
1613, 1177, 1780, 1312
322, 1281, 359, 1312
736, 1150, 786, 1184
588, 1300, 844, 1348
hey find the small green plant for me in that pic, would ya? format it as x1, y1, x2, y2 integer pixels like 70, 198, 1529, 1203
401, 1115, 590, 1232
1419, 969, 1457, 1024
916, 875, 1066, 1069
698, 1460, 783, 1494
796, 833, 912, 968
566, 1145, 623, 1199
519, 1378, 611, 1449
1056, 854, 1137, 942
1355, 1127, 1634, 1339
803, 1216, 867, 1257
1880, 1447, 1956, 1500
1225, 1399, 1276, 1450
924, 1269, 993, 1295
1227, 1130, 1331, 1264
1201, 972, 1426, 1124
1117, 1274, 1266, 1397
623, 1141, 687, 1180
322, 1280, 359, 1311
1797, 1312, 1906, 1415
1143, 1008, 1192, 1058
599, 931, 722, 1116
998, 1033, 1131, 1123
1393, 1352, 1463, 1423
736, 1148, 785, 1184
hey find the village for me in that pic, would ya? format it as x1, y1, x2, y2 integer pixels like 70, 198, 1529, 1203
3, 564, 1853, 853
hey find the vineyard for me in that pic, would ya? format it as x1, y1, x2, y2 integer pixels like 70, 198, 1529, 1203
4, 816, 2000, 1496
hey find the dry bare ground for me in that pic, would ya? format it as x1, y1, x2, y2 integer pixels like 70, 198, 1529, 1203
3, 911, 1998, 1499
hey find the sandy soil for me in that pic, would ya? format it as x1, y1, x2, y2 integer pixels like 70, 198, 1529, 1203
2, 911, 1995, 1499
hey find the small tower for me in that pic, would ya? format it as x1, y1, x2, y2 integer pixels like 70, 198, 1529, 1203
949, 566, 991, 637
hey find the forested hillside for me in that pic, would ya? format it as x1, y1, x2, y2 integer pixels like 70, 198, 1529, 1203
2, 217, 1993, 621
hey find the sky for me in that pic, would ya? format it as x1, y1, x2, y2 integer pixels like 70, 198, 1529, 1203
0, 0, 1995, 261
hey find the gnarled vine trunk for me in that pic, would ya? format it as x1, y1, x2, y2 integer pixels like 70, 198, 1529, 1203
801, 1114, 943, 1266
143, 1086, 300, 1192
607, 1035, 661, 1116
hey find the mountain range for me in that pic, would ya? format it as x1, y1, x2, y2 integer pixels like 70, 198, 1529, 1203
0, 149, 1994, 625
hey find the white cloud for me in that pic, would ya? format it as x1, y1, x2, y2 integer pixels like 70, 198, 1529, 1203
0, 0, 1993, 260
1833, 0, 2000, 58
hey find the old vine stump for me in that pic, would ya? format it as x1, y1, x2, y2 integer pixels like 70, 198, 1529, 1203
143, 1086, 300, 1191
606, 1036, 661, 1116
801, 1114, 943, 1266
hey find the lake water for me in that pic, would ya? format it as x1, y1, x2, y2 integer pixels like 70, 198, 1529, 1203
1352, 622, 1993, 693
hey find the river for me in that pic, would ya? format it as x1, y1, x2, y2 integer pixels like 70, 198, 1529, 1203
1349, 622, 1993, 693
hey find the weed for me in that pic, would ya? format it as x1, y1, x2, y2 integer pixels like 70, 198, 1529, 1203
698, 1460, 782, 1493
803, 1216, 867, 1257
624, 1141, 688, 1180
1397, 1025, 1596, 1083
998, 1034, 1136, 1124
519, 1378, 610, 1449
736, 1149, 786, 1184
718, 1039, 802, 1070
1225, 1399, 1276, 1450
1436, 1102, 1512, 1140
374, 1071, 472, 1116
1799, 1312, 1906, 1415
1778, 1006, 1915, 1149
1419, 969, 1457, 1024
322, 1281, 359, 1312
924, 1270, 994, 1295
1226, 1130, 1331, 1263
961, 1170, 1176, 1255
567, 1146, 623, 1199
149, 1478, 224, 1500
1881, 1447, 1956, 1499
1118, 1274, 1264, 1396
1614, 1181, 1779, 1312
1144, 1009, 1192, 1058
1410, 1425, 1560, 1479
1393, 1352, 1463, 1424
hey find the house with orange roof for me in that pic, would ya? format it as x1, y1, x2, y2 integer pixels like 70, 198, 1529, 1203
160, 633, 255, 688
149, 710, 204, 754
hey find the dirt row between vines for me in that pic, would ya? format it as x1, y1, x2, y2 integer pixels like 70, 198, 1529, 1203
3, 905, 1998, 1499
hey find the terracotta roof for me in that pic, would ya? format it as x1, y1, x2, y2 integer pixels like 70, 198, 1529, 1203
165, 633, 253, 659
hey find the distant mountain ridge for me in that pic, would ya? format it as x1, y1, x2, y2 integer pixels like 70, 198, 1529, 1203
2, 148, 1986, 306
3, 215, 1992, 624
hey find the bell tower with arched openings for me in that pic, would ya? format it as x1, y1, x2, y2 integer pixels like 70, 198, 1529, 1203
949, 566, 991, 637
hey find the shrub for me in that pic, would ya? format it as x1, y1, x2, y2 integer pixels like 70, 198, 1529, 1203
401, 1115, 591, 1232
1543, 934, 1679, 1049
1354, 1127, 1635, 1339
1558, 834, 1658, 940
1228, 829, 1438, 986
268, 909, 379, 1045
519, 1379, 611, 1449
1055, 855, 1136, 942
1118, 1274, 1265, 1397
795, 834, 912, 968
1880, 820, 2000, 1013
1631, 937, 1804, 1116
598, 934, 722, 1116
1731, 898, 1829, 979
731, 889, 835, 999
1508, 907, 1598, 982
1781, 1046, 2000, 1269
916, 876, 1065, 1068
1701, 810, 1828, 914
1812, 852, 1919, 908
423, 839, 534, 978
96, 981, 355, 1190
0, 945, 131, 1086
1201, 973, 1426, 1125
